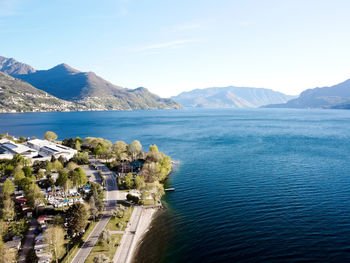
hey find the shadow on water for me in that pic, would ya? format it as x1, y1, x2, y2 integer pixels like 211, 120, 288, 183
132, 205, 176, 263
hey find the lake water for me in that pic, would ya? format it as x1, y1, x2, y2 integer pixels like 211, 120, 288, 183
2, 108, 350, 262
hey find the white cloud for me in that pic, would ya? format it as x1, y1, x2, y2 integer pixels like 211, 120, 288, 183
132, 39, 198, 52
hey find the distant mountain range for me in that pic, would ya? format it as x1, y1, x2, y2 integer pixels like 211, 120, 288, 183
172, 86, 295, 108
0, 56, 181, 112
3, 55, 350, 112
263, 79, 350, 109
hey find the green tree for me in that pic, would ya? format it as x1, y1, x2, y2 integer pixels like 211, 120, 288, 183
141, 162, 161, 183
62, 138, 75, 148
89, 197, 99, 222
70, 168, 88, 187
51, 215, 64, 227
75, 140, 81, 151
37, 169, 45, 179
124, 172, 134, 189
19, 177, 33, 191
88, 183, 104, 217
22, 166, 32, 177
44, 226, 65, 263
66, 203, 90, 236
25, 183, 44, 213
0, 220, 8, 238
4, 164, 14, 176
56, 170, 72, 192
75, 137, 83, 143
158, 153, 172, 181
66, 161, 78, 171
152, 181, 165, 203
58, 156, 65, 166
128, 140, 142, 161
71, 152, 90, 165
149, 144, 159, 152
1, 197, 15, 221
93, 145, 104, 157
44, 131, 58, 141
83, 137, 112, 149
46, 160, 63, 173
9, 219, 27, 237
112, 141, 128, 160
134, 175, 145, 190
10, 154, 25, 166
0, 239, 16, 263
2, 179, 14, 197
98, 230, 111, 247
13, 166, 25, 185
18, 136, 26, 143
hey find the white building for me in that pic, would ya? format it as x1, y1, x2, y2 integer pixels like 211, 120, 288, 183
0, 138, 77, 161
0, 139, 38, 159
26, 139, 77, 161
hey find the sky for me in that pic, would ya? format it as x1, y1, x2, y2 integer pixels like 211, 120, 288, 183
1, 0, 350, 97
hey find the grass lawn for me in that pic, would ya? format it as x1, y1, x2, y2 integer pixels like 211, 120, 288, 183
142, 199, 155, 206
60, 220, 97, 263
84, 234, 122, 263
106, 206, 134, 231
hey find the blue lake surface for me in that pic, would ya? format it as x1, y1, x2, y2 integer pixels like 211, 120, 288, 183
2, 108, 350, 262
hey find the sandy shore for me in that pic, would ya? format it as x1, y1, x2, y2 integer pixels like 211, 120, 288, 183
113, 206, 159, 263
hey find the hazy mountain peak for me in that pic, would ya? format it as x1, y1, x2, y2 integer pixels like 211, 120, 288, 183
263, 78, 350, 109
172, 86, 295, 108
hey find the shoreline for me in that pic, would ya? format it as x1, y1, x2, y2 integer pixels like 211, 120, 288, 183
113, 206, 159, 263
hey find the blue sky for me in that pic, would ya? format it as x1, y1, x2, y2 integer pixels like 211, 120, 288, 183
1, 0, 350, 97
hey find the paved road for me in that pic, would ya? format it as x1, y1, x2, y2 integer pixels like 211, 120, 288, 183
81, 165, 101, 185
71, 158, 119, 263
112, 206, 143, 263
18, 218, 38, 263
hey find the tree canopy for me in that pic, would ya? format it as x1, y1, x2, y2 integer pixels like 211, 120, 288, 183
128, 140, 142, 160
2, 179, 14, 197
44, 226, 65, 263
83, 137, 112, 149
70, 167, 88, 187
124, 172, 134, 189
25, 183, 44, 212
44, 131, 58, 141
67, 202, 90, 236
112, 141, 128, 160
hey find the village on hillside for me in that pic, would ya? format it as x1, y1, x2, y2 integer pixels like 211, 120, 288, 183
0, 131, 172, 263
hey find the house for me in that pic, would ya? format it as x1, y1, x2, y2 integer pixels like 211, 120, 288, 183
5, 239, 21, 251
37, 215, 53, 226
37, 253, 52, 263
26, 139, 77, 161
0, 139, 38, 159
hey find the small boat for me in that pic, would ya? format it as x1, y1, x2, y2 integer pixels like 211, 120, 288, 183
165, 188, 175, 191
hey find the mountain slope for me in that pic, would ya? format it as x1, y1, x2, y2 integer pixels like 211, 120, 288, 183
0, 56, 36, 75
0, 72, 85, 113
172, 86, 295, 108
0, 56, 181, 111
2, 59, 182, 110
263, 79, 350, 109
